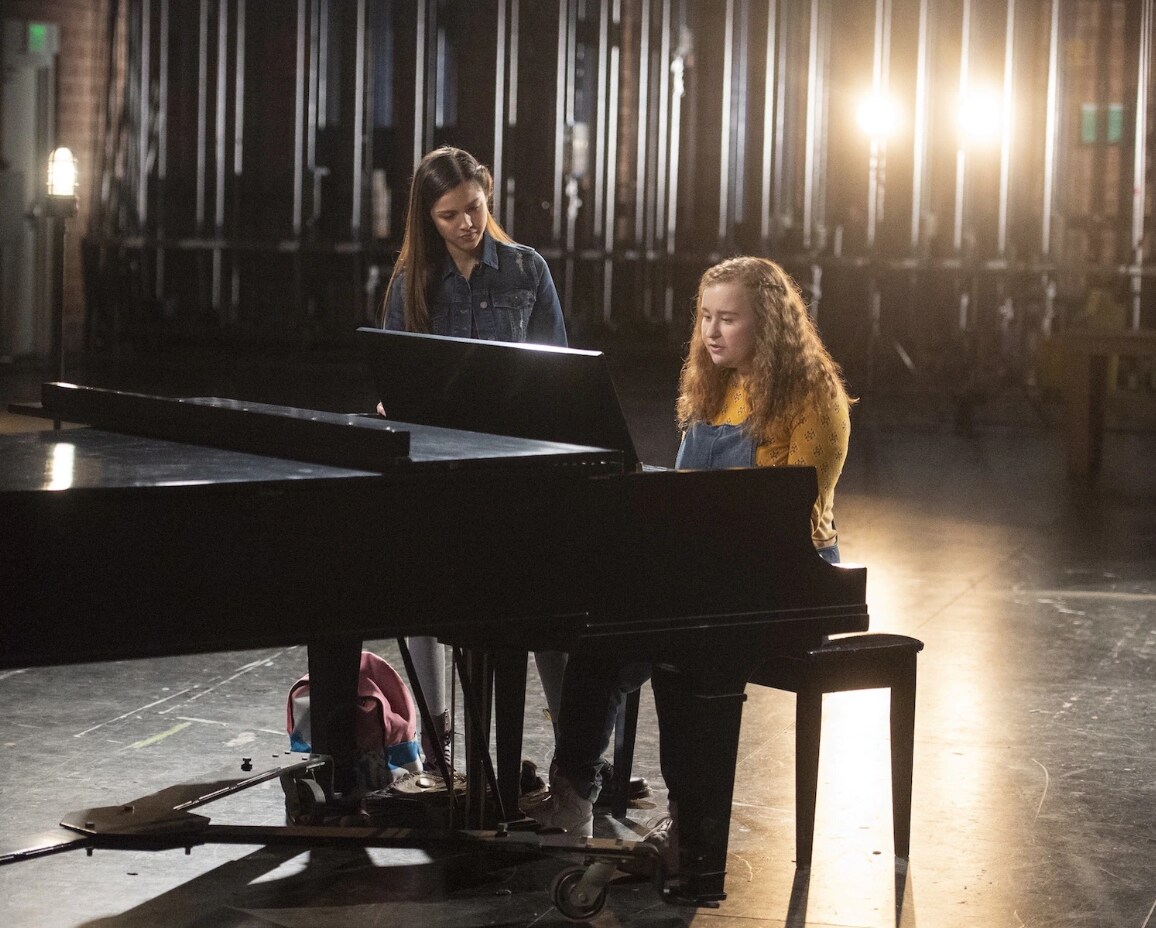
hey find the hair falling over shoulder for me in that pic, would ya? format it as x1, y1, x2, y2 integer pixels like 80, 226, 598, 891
379, 146, 512, 331
676, 256, 854, 440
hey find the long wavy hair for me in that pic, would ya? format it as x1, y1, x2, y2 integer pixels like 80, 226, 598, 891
380, 146, 512, 331
676, 256, 853, 439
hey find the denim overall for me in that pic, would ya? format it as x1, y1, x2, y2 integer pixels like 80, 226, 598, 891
676, 421, 840, 564
675, 421, 757, 470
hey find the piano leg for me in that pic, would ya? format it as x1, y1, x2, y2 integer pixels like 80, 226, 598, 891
306, 635, 363, 797
493, 650, 529, 822
651, 664, 747, 904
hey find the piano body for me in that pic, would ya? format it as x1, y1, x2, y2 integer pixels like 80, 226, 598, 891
0, 339, 868, 907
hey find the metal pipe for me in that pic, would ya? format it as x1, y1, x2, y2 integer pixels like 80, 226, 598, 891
214, 0, 229, 311
352, 0, 367, 236
493, 0, 508, 224
635, 0, 651, 246
507, 0, 520, 230
138, 0, 151, 228
866, 0, 887, 250
293, 0, 306, 235
594, 0, 610, 240
773, 0, 789, 227
996, 0, 1015, 257
215, 0, 228, 236
319, 0, 329, 129
656, 0, 672, 249
760, 0, 777, 244
719, 0, 735, 244
733, 0, 750, 229
197, 0, 210, 231
910, 0, 930, 251
666, 15, 685, 257
413, 0, 428, 170
802, 0, 820, 249
606, 41, 620, 254
1041, 0, 1061, 258
157, 0, 170, 298
552, 0, 569, 242
509, 0, 520, 125
1132, 0, 1153, 329
234, 0, 245, 178
953, 0, 972, 254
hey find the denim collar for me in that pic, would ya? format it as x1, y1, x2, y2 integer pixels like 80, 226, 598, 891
438, 230, 500, 280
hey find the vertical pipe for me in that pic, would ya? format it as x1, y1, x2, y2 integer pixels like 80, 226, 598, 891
719, 0, 735, 244
138, 0, 151, 229
1041, 0, 1061, 258
1132, 0, 1153, 329
866, 0, 887, 250
733, 0, 750, 228
352, 0, 367, 236
307, 0, 320, 214
761, 0, 777, 244
603, 0, 622, 327
606, 43, 621, 254
509, 0, 520, 125
413, 0, 428, 170
232, 0, 245, 314
215, 0, 228, 236
997, 0, 1015, 257
953, 0, 972, 254
773, 0, 789, 225
507, 0, 520, 229
802, 0, 820, 249
157, 0, 170, 299
552, 0, 569, 241
656, 0, 672, 250
318, 0, 329, 129
214, 0, 229, 311
594, 0, 610, 240
910, 0, 930, 251
197, 0, 210, 231
635, 0, 651, 246
234, 0, 245, 177
666, 15, 685, 256
493, 0, 508, 224
293, 0, 306, 235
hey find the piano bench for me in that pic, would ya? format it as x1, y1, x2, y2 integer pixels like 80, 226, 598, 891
748, 632, 925, 867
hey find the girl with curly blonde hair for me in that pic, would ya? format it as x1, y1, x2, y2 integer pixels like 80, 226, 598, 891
676, 256, 852, 561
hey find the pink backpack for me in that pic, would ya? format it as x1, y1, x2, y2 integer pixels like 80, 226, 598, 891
286, 650, 422, 789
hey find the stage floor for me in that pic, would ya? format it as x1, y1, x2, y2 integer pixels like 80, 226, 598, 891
2, 352, 1154, 927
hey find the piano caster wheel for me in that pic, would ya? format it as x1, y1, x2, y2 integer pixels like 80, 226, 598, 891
549, 863, 610, 920
283, 776, 327, 826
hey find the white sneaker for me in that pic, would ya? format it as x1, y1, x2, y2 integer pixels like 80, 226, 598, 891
528, 771, 594, 837
641, 804, 679, 874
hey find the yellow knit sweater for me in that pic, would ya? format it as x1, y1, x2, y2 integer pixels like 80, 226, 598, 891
711, 381, 850, 551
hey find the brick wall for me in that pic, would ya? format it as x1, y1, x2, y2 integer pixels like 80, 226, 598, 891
4, 0, 105, 354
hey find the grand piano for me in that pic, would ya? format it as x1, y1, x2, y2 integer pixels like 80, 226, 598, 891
0, 331, 869, 908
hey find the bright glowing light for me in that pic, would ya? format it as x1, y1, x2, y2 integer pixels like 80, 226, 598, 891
856, 93, 901, 140
47, 147, 77, 197
957, 88, 1003, 145
47, 442, 76, 491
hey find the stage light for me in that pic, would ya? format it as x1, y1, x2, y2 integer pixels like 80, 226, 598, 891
957, 88, 1003, 145
47, 147, 78, 198
46, 147, 79, 397
856, 93, 901, 140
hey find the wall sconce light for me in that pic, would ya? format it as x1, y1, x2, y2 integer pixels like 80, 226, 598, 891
46, 147, 79, 397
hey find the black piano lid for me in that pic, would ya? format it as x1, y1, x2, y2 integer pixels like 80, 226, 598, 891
356, 327, 642, 472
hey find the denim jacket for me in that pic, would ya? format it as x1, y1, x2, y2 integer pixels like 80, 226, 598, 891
383, 232, 567, 346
